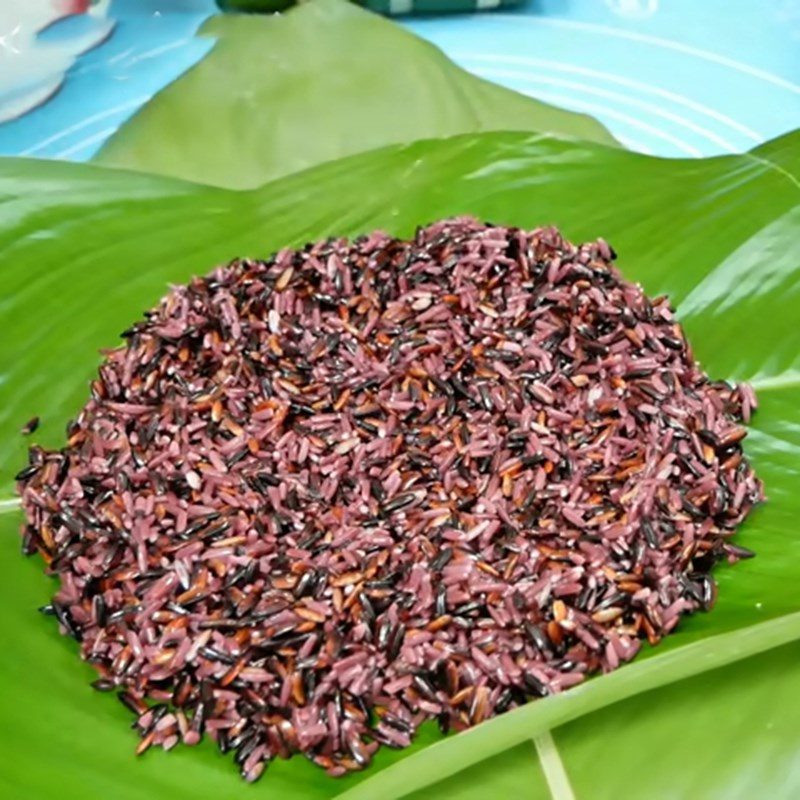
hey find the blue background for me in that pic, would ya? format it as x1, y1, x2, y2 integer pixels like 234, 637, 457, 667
1, 0, 799, 161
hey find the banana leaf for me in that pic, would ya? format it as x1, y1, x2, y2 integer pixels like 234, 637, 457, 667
94, 0, 616, 189
1, 128, 798, 800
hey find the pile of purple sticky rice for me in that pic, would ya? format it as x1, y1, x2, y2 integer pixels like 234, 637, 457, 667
17, 218, 763, 782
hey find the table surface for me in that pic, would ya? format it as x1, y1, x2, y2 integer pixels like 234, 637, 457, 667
1, 0, 798, 161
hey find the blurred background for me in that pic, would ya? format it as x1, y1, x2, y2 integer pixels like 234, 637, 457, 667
1, 0, 798, 161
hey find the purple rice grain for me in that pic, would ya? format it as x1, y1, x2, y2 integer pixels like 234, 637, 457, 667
17, 217, 763, 781
21, 416, 40, 435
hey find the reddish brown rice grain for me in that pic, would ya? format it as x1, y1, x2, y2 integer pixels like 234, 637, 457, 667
17, 218, 763, 782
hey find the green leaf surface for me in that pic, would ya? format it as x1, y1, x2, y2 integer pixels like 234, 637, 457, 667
94, 0, 616, 189
1, 129, 798, 800
554, 640, 800, 800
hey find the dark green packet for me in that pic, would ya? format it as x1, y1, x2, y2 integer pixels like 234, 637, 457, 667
218, 0, 521, 14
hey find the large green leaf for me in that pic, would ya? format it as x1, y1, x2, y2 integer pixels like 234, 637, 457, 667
94, 0, 616, 189
1, 129, 798, 800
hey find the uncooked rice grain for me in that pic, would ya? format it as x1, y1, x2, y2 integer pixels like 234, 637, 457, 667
17, 217, 763, 781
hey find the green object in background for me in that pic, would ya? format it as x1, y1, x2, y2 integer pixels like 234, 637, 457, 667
1, 128, 799, 799
217, 0, 522, 14
96, 0, 615, 189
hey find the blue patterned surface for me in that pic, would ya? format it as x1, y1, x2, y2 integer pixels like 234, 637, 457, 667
0, 0, 798, 161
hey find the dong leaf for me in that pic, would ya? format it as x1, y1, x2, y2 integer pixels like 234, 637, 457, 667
552, 640, 800, 800
94, 0, 616, 189
0, 129, 798, 800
